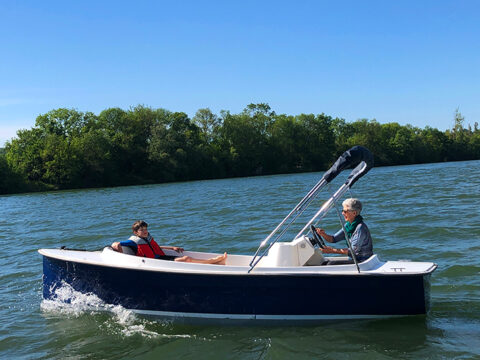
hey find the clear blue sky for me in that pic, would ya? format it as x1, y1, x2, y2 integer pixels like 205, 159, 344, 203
1, 0, 479, 146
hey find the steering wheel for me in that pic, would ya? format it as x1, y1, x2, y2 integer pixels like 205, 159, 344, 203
310, 225, 326, 249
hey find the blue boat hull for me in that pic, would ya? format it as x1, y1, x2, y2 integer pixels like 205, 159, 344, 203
42, 256, 431, 319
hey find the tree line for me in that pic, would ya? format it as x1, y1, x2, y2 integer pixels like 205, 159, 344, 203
1, 104, 479, 195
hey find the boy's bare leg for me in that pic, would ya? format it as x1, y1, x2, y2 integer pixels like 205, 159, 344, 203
175, 252, 227, 265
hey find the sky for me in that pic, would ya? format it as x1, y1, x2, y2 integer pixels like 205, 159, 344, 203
1, 0, 479, 146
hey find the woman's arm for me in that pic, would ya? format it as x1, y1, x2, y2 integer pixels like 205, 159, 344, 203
321, 246, 349, 255
315, 228, 335, 243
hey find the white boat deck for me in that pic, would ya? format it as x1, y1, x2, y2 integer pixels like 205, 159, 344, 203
39, 247, 437, 276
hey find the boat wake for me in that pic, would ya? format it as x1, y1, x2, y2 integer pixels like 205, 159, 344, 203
40, 281, 192, 339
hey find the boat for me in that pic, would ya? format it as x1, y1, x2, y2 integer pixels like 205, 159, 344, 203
39, 146, 437, 323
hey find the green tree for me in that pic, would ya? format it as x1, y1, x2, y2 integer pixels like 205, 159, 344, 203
41, 133, 80, 186
220, 104, 274, 176
192, 108, 221, 144
269, 114, 305, 172
97, 106, 158, 184
6, 109, 100, 189
452, 107, 465, 140
71, 129, 114, 187
447, 108, 471, 160
0, 152, 28, 194
5, 128, 46, 182
148, 111, 204, 181
35, 108, 96, 138
416, 127, 450, 163
297, 113, 336, 171
343, 119, 390, 165
388, 125, 416, 164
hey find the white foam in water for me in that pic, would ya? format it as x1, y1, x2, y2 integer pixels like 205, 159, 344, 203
40, 281, 109, 316
40, 282, 191, 339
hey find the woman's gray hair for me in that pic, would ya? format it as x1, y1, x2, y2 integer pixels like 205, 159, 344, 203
343, 198, 362, 214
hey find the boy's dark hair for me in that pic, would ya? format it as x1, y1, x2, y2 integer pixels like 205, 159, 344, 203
132, 220, 148, 232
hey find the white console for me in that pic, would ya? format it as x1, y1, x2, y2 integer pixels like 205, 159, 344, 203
259, 236, 325, 267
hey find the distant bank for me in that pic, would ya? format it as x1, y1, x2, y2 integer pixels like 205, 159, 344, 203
1, 104, 479, 195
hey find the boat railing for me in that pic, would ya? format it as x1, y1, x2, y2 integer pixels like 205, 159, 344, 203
247, 177, 328, 270
248, 146, 373, 273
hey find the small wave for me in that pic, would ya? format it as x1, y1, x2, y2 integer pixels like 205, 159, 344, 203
40, 282, 193, 339
438, 264, 480, 278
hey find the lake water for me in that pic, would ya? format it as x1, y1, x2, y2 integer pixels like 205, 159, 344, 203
1, 160, 479, 359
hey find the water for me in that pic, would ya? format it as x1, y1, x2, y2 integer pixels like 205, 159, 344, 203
1, 160, 479, 359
